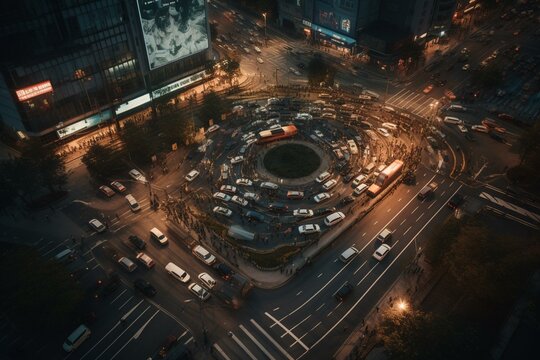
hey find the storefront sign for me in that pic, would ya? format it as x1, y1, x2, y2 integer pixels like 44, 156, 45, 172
56, 110, 112, 139
15, 81, 53, 101
311, 23, 356, 45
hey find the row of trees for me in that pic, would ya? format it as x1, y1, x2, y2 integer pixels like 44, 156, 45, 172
508, 122, 540, 192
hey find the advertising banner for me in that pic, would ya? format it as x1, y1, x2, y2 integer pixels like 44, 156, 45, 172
15, 81, 53, 101
136, 0, 209, 70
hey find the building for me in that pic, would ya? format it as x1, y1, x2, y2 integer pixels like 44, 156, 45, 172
278, 0, 455, 58
0, 0, 211, 142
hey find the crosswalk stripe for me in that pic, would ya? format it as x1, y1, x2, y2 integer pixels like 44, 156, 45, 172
250, 319, 294, 360
240, 324, 276, 360
231, 332, 258, 360
213, 344, 232, 360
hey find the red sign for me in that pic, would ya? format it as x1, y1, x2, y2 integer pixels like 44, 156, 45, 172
15, 81, 53, 101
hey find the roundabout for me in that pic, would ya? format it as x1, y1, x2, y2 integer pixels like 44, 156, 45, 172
263, 143, 321, 179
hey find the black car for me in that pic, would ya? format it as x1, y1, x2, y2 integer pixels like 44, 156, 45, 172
403, 171, 416, 185
339, 196, 355, 207
315, 207, 336, 216
134, 279, 157, 297
213, 263, 235, 280
268, 202, 288, 212
297, 62, 305, 69
447, 193, 465, 209
343, 173, 356, 183
334, 282, 353, 301
129, 235, 146, 250
339, 165, 352, 177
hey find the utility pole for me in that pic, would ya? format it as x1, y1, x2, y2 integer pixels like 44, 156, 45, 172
262, 12, 267, 47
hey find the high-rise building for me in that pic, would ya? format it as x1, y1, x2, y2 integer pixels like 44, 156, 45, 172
0, 0, 211, 141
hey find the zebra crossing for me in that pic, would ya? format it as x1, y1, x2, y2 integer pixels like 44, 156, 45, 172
385, 89, 440, 118
482, 93, 540, 124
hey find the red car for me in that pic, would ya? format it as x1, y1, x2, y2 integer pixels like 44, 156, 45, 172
110, 181, 126, 192
423, 84, 434, 94
99, 185, 115, 197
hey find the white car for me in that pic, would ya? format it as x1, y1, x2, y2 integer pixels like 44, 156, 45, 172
220, 185, 237, 194
236, 178, 253, 186
314, 130, 324, 138
129, 169, 147, 183
293, 209, 314, 218
322, 179, 338, 190
257, 57, 264, 64
457, 124, 468, 133
382, 122, 398, 130
316, 171, 331, 183
246, 138, 257, 145
314, 192, 332, 203
89, 219, 106, 233
471, 124, 489, 133
244, 192, 261, 201
206, 124, 220, 133
354, 183, 369, 196
377, 128, 391, 137
269, 124, 282, 130
298, 224, 321, 234
260, 181, 279, 190
352, 174, 367, 187
231, 195, 248, 206
241, 132, 255, 141
185, 170, 200, 182
324, 212, 345, 226
213, 206, 232, 217
254, 46, 261, 53
462, 64, 470, 71
231, 156, 244, 164
213, 192, 231, 202
373, 244, 391, 261
188, 283, 211, 301
192, 245, 216, 266
198, 273, 216, 289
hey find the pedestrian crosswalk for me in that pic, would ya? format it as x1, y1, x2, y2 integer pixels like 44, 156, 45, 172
385, 89, 440, 118
482, 93, 540, 124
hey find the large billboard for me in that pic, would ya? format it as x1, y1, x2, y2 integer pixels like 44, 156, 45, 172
136, 0, 209, 70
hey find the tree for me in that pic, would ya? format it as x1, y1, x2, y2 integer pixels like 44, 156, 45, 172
379, 310, 480, 360
0, 246, 84, 331
120, 121, 154, 164
222, 59, 240, 85
199, 91, 230, 126
307, 57, 336, 86
82, 143, 126, 180
156, 111, 194, 147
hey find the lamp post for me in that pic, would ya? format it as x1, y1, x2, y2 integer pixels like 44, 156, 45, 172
262, 12, 267, 47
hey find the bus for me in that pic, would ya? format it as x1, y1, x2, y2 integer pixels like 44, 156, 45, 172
256, 125, 298, 144
367, 160, 403, 197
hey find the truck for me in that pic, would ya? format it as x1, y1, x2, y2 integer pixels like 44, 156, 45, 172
367, 160, 403, 197
417, 182, 438, 200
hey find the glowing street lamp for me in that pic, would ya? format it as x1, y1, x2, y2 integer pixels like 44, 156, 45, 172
262, 12, 268, 47
397, 299, 409, 312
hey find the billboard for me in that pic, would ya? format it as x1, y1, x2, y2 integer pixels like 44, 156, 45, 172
136, 0, 209, 70
15, 81, 53, 101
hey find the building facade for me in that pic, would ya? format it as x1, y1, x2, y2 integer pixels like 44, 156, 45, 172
0, 0, 211, 141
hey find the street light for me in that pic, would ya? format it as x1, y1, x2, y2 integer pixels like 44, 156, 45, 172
397, 299, 409, 312
262, 12, 267, 47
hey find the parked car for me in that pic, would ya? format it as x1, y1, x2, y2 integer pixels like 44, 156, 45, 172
89, 219, 106, 233
220, 185, 237, 194
128, 169, 147, 183
198, 273, 217, 289
231, 196, 248, 206
110, 181, 126, 192
213, 192, 231, 202
213, 206, 232, 217
134, 279, 157, 297
314, 192, 332, 203
293, 209, 314, 218
129, 235, 146, 250
99, 185, 115, 197
298, 224, 321, 234
236, 178, 253, 186
192, 245, 216, 266
213, 263, 234, 280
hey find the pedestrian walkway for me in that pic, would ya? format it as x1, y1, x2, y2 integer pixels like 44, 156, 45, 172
386, 89, 439, 118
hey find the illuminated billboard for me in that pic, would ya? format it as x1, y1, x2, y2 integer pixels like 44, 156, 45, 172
16, 81, 53, 101
136, 0, 209, 70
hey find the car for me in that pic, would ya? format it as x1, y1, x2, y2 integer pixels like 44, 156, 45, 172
287, 191, 304, 200
447, 193, 465, 209
316, 171, 331, 183
231, 156, 244, 165
260, 181, 279, 190
236, 178, 253, 187
185, 170, 200, 182
339, 195, 355, 206
471, 125, 488, 133
150, 227, 168, 245
298, 224, 321, 234
129, 169, 147, 183
213, 192, 231, 202
444, 90, 457, 100
423, 84, 434, 94
213, 262, 234, 280
134, 279, 157, 297
457, 124, 468, 133
241, 132, 256, 141
434, 79, 447, 87
188, 283, 211, 301
99, 185, 115, 197
254, 46, 261, 53
231, 195, 248, 206
314, 192, 332, 203
354, 183, 368, 196
193, 245, 216, 266
293, 209, 314, 218
382, 122, 398, 131
339, 247, 359, 263
244, 192, 261, 201
324, 212, 345, 226
373, 244, 392, 261
89, 219, 106, 233
110, 181, 126, 192
129, 235, 146, 250
257, 57, 264, 64
334, 282, 353, 301
343, 173, 356, 183
213, 206, 232, 217
462, 64, 470, 71
198, 273, 217, 289
136, 252, 155, 269
220, 185, 237, 194
322, 179, 338, 190
246, 138, 257, 145
206, 124, 220, 133
315, 207, 336, 216
268, 202, 288, 212
377, 128, 391, 137
352, 174, 367, 187
314, 130, 324, 138
498, 113, 514, 122
245, 210, 265, 222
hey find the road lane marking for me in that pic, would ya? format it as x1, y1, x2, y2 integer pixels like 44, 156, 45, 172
400, 219, 406, 226
428, 201, 435, 209
286, 315, 312, 335
213, 344, 232, 360
265, 313, 309, 351
373, 221, 378, 225
133, 310, 159, 340
317, 273, 323, 278
91, 264, 100, 270
416, 213, 424, 222
387, 208, 391, 212
296, 291, 302, 296
121, 299, 144, 320
240, 325, 276, 360
362, 232, 366, 237
42, 242, 66, 257
297, 184, 463, 360
118, 296, 135, 310
333, 259, 338, 263
327, 302, 342, 317
110, 289, 127, 304
273, 307, 280, 311
356, 263, 379, 286
398, 197, 402, 202
231, 332, 257, 360
250, 319, 294, 360
354, 260, 368, 275
411, 206, 419, 214
291, 322, 322, 348
404, 226, 411, 235
441, 190, 446, 196
316, 303, 325, 312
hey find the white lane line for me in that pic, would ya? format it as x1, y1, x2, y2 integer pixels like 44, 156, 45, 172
400, 219, 406, 226
356, 263, 379, 286
398, 197, 402, 202
428, 201, 435, 209
91, 264, 100, 270
213, 344, 232, 360
265, 312, 309, 351
327, 302, 342, 317
121, 300, 144, 321
276, 174, 437, 324
440, 179, 446, 184
296, 290, 302, 296
297, 184, 463, 360
250, 319, 294, 360
362, 232, 366, 237
93, 306, 151, 360
86, 257, 96, 264
316, 303, 325, 312
416, 213, 424, 222
411, 206, 419, 214
441, 190, 446, 196
273, 307, 280, 312
240, 325, 276, 360
404, 226, 411, 235
231, 332, 257, 360
291, 322, 322, 348
374, 221, 378, 225
184, 337, 194, 345
110, 310, 160, 360
118, 296, 135, 310
286, 314, 312, 336
354, 260, 368, 275
42, 242, 67, 257
387, 208, 391, 212
317, 273, 323, 278
110, 289, 127, 304
177, 330, 188, 341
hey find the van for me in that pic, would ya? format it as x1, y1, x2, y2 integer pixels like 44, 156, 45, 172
150, 227, 168, 245
54, 249, 74, 262
418, 182, 438, 200
443, 116, 463, 125
363, 163, 376, 174
165, 262, 190, 283
125, 194, 141, 212
63, 325, 91, 352
324, 212, 346, 226
377, 228, 393, 243
339, 247, 359, 263
118, 257, 137, 272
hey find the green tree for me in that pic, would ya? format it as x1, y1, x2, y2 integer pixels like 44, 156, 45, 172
120, 121, 154, 164
0, 246, 84, 331
200, 91, 230, 126
307, 57, 336, 86
82, 143, 126, 179
222, 59, 240, 85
